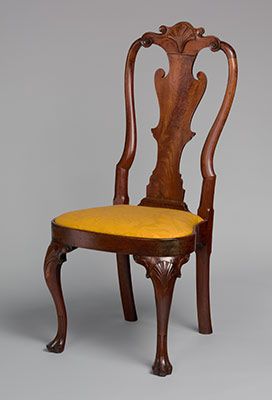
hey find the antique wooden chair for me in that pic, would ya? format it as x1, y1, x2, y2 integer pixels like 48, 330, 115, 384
44, 21, 237, 376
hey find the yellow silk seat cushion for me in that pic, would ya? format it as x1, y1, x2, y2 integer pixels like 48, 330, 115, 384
54, 205, 203, 239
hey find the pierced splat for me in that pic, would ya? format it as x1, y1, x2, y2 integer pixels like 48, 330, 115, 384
139, 22, 220, 210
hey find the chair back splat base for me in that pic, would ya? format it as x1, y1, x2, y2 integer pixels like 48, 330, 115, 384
44, 21, 238, 377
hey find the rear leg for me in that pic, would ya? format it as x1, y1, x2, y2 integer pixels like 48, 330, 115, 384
116, 254, 137, 321
196, 244, 213, 334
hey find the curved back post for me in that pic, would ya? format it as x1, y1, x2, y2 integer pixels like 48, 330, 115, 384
198, 42, 238, 221
113, 39, 142, 205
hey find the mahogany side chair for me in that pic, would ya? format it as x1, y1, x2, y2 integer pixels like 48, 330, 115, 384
44, 21, 237, 376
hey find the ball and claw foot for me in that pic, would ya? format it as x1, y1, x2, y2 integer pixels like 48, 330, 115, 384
46, 336, 65, 353
152, 357, 173, 377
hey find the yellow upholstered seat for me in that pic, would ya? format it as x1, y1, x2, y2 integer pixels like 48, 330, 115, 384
54, 205, 203, 239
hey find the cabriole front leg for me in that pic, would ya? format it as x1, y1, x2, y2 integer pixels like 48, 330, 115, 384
134, 255, 189, 377
44, 240, 75, 353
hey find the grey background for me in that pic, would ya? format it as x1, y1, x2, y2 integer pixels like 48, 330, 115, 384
0, 0, 271, 398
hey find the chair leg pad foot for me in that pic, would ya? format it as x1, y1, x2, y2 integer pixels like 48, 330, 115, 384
46, 337, 65, 353
152, 358, 173, 377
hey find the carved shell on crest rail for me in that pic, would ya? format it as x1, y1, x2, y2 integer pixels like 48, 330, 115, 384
139, 22, 221, 210
140, 21, 221, 54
